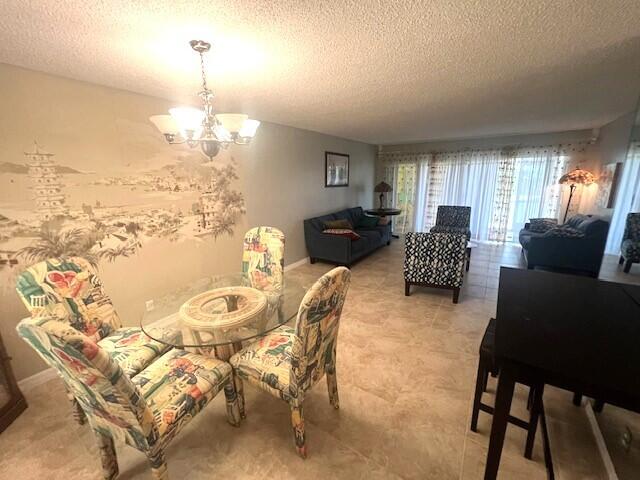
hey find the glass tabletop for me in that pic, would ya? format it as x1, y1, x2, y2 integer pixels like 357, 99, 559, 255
140, 273, 307, 348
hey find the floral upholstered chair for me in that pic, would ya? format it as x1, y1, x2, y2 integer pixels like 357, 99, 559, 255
620, 213, 640, 273
17, 316, 240, 480
242, 226, 286, 323
404, 232, 467, 303
242, 226, 285, 292
229, 266, 351, 458
430, 205, 472, 240
15, 257, 176, 423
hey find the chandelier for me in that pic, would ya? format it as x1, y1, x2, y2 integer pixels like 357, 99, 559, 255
150, 40, 260, 161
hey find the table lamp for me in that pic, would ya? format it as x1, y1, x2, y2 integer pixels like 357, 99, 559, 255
558, 168, 596, 223
374, 181, 393, 209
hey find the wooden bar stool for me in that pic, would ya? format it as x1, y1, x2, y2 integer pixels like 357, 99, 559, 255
471, 318, 553, 469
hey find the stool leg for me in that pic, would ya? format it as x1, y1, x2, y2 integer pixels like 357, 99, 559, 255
572, 392, 582, 406
470, 360, 486, 432
524, 384, 544, 460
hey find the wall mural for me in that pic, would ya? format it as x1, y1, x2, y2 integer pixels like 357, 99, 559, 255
0, 143, 245, 273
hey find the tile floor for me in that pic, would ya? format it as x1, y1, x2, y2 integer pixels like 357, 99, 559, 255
2, 240, 633, 480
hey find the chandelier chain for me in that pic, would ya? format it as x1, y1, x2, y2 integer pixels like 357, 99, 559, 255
199, 51, 209, 94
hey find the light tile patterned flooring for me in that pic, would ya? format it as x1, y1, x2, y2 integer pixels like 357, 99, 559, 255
2, 240, 631, 480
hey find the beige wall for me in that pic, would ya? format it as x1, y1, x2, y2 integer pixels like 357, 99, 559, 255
0, 64, 376, 380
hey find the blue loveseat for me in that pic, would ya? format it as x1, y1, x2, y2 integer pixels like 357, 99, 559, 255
303, 207, 392, 266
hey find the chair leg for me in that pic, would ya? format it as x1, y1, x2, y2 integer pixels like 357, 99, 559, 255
290, 404, 307, 458
482, 369, 490, 392
223, 381, 242, 426
593, 399, 605, 413
624, 259, 632, 273
233, 374, 246, 419
452, 287, 460, 304
96, 432, 119, 480
147, 449, 168, 480
619, 255, 625, 265
326, 367, 340, 409
524, 384, 544, 460
404, 281, 410, 296
470, 360, 486, 432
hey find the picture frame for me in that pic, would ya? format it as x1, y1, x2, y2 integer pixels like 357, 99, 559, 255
325, 151, 349, 187
596, 162, 622, 209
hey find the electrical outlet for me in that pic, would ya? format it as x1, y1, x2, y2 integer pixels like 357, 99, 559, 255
145, 300, 155, 311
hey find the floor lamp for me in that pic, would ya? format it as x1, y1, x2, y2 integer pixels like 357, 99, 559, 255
559, 168, 596, 223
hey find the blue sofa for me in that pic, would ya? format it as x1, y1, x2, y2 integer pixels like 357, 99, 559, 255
519, 214, 610, 278
304, 207, 392, 266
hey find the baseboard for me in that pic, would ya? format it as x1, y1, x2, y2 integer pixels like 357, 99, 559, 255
18, 367, 57, 392
284, 256, 309, 272
585, 401, 619, 480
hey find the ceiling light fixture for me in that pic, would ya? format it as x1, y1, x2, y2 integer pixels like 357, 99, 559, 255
150, 40, 260, 161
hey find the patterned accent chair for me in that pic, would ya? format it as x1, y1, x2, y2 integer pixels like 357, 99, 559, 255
229, 267, 351, 458
17, 316, 240, 480
404, 232, 467, 303
430, 205, 472, 240
15, 257, 176, 424
620, 213, 640, 273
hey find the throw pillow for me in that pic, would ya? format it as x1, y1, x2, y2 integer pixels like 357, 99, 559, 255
323, 228, 361, 240
542, 226, 585, 238
323, 219, 353, 230
357, 215, 379, 228
529, 218, 557, 233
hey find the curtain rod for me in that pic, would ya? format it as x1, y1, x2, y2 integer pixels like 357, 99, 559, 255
379, 141, 591, 155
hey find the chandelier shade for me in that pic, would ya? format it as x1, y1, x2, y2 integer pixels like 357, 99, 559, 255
149, 40, 260, 161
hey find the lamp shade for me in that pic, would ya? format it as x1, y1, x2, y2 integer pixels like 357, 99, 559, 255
149, 115, 179, 135
216, 113, 248, 134
169, 107, 205, 139
559, 169, 596, 186
374, 181, 393, 193
239, 119, 261, 138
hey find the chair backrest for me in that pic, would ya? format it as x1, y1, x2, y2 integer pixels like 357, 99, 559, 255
404, 232, 467, 285
242, 227, 285, 292
16, 317, 156, 449
435, 206, 471, 228
15, 257, 122, 341
623, 213, 640, 242
290, 267, 351, 398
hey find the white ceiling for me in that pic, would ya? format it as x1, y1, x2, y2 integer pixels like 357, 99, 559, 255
2, 0, 640, 145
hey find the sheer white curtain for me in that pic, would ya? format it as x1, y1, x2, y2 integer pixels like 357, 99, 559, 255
379, 152, 431, 234
505, 147, 567, 241
606, 141, 640, 253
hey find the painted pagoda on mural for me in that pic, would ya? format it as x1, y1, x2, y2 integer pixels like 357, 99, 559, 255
26, 143, 68, 220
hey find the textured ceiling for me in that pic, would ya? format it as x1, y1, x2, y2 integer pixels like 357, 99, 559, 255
2, 0, 640, 144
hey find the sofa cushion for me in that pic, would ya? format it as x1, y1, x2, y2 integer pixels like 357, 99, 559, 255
351, 237, 370, 255
357, 215, 379, 228
542, 226, 585, 238
324, 218, 353, 230
576, 216, 609, 237
529, 218, 557, 233
310, 213, 336, 232
346, 207, 364, 225
323, 228, 361, 240
565, 214, 588, 228
356, 229, 383, 243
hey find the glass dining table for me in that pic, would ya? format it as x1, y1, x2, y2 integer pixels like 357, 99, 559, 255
140, 273, 307, 361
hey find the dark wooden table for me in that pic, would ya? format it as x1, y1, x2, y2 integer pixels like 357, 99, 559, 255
364, 208, 402, 238
485, 268, 640, 480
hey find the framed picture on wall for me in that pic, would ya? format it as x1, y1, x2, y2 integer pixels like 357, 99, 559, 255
325, 152, 349, 187
596, 162, 622, 209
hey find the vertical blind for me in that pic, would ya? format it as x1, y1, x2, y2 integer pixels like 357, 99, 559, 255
381, 146, 570, 241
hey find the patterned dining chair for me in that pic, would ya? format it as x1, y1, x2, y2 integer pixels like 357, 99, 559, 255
430, 205, 472, 240
242, 226, 285, 292
15, 256, 176, 424
404, 232, 467, 303
229, 266, 351, 458
17, 316, 240, 480
620, 212, 640, 273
